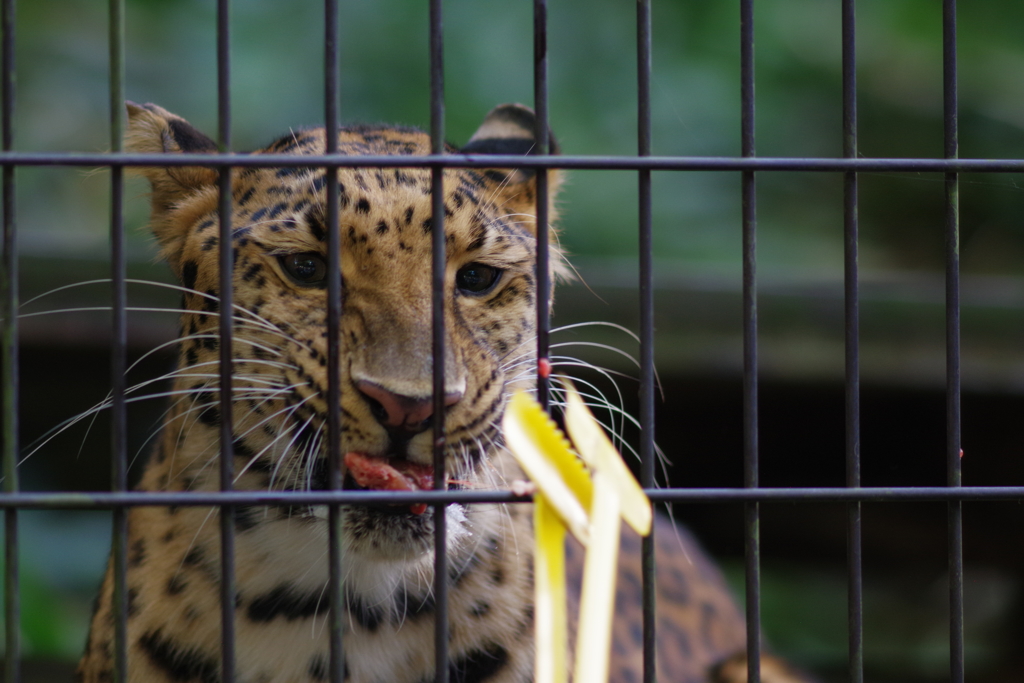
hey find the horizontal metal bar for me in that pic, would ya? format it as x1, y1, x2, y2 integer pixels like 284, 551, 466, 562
2, 486, 1024, 509
647, 487, 1024, 503
4, 152, 1024, 173
0, 490, 531, 508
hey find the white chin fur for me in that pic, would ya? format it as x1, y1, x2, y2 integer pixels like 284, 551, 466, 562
309, 502, 472, 561
339, 504, 475, 600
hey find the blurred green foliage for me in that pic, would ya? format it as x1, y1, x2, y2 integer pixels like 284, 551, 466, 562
11, 0, 1024, 276
1, 512, 111, 659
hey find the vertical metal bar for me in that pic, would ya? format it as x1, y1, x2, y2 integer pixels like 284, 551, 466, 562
942, 2, 963, 682
1, 0, 18, 680
429, 2, 448, 682
739, 1, 760, 681
533, 0, 551, 412
841, 3, 863, 683
531, 3, 550, 405
108, 1, 128, 682
635, 1, 656, 682
216, 2, 236, 682
323, 2, 344, 682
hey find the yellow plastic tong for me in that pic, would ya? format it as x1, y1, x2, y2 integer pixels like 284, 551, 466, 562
502, 380, 652, 683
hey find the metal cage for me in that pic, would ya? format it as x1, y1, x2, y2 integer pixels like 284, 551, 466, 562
3, 2, 1024, 683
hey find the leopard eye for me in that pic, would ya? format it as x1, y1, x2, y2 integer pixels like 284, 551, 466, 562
279, 252, 327, 287
455, 262, 502, 295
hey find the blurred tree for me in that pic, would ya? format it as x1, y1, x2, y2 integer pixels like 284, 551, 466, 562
10, 0, 1024, 275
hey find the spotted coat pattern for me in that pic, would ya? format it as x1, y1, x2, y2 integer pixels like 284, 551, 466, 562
76, 103, 811, 683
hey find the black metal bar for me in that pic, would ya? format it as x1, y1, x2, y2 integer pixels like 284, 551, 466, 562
7, 151, 1024, 173
428, 1, 448, 682
1, 0, 18, 679
841, 2, 863, 683
635, 2, 656, 682
0, 486, 1022, 509
216, 2, 236, 682
942, 2, 964, 682
740, 0, 760, 680
533, 0, 551, 411
323, 2, 343, 683
108, 1, 128, 681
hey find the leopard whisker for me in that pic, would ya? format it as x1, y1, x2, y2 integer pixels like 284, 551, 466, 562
549, 340, 641, 370
136, 387, 293, 457
308, 575, 333, 642
164, 357, 300, 379
16, 303, 308, 353
45, 316, 295, 468
549, 339, 664, 400
17, 277, 126, 310
170, 506, 219, 589
167, 378, 294, 477
477, 429, 524, 557
19, 278, 285, 335
269, 412, 319, 492
497, 354, 537, 375
164, 384, 304, 476
166, 378, 215, 477
547, 356, 640, 382
123, 335, 289, 386
179, 395, 310, 486
130, 395, 192, 473
468, 435, 519, 538
229, 388, 316, 481
17, 383, 281, 466
546, 367, 629, 451
300, 426, 327, 493
551, 320, 641, 344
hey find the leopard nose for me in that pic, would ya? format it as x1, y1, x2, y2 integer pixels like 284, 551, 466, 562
355, 380, 462, 432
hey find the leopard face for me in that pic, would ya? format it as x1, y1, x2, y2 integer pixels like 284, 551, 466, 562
126, 102, 560, 563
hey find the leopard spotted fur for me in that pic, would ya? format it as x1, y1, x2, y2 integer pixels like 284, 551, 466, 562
76, 102, 810, 683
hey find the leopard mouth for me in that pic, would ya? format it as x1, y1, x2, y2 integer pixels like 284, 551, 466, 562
343, 451, 440, 515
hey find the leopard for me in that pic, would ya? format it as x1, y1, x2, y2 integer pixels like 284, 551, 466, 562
76, 101, 812, 683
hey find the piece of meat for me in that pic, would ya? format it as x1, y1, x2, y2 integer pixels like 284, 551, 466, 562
344, 452, 435, 514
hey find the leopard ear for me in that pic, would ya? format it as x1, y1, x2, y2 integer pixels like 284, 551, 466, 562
126, 102, 219, 265
460, 104, 562, 233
